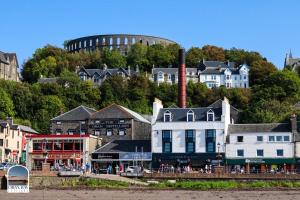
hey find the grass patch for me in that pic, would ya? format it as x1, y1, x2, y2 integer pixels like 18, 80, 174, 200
62, 178, 130, 188
150, 180, 300, 190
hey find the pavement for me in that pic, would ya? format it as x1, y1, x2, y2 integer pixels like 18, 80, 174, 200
1, 189, 300, 200
84, 173, 149, 186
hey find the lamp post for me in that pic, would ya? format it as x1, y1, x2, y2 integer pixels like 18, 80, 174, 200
217, 142, 222, 167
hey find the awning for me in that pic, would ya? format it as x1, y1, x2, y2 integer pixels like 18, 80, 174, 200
225, 158, 296, 165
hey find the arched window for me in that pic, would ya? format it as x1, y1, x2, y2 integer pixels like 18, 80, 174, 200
207, 109, 214, 121
164, 110, 172, 122
187, 110, 194, 122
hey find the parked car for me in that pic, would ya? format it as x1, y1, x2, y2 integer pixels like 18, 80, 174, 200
0, 163, 14, 170
125, 166, 140, 173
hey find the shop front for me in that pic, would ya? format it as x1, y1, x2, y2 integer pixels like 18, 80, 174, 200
152, 153, 225, 171
225, 158, 296, 173
91, 140, 152, 174
26, 134, 93, 171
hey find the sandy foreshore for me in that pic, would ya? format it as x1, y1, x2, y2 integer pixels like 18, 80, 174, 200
1, 189, 300, 200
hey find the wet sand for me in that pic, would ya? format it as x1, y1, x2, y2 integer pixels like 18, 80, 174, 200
1, 189, 300, 200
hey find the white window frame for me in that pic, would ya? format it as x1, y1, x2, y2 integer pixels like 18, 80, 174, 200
164, 110, 172, 122
207, 109, 214, 121
187, 110, 194, 122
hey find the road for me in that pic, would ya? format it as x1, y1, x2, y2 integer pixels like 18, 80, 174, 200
1, 189, 300, 200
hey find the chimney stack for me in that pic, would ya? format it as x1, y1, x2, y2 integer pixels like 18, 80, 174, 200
290, 114, 297, 133
178, 49, 186, 108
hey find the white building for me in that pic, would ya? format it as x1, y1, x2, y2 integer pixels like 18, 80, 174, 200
150, 61, 249, 88
151, 97, 236, 169
198, 61, 249, 89
150, 67, 198, 85
226, 123, 295, 173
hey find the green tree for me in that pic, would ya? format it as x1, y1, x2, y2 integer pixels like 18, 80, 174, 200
147, 44, 173, 69
249, 60, 277, 86
186, 47, 204, 68
0, 88, 14, 119
127, 43, 149, 72
202, 45, 225, 61
102, 48, 126, 68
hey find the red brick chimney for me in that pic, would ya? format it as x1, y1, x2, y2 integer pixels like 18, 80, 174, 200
178, 49, 186, 108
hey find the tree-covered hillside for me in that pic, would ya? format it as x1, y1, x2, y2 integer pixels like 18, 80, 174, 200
0, 44, 298, 133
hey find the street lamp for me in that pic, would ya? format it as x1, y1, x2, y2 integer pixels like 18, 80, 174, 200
216, 142, 222, 167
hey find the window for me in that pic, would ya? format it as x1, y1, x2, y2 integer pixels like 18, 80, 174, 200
90, 39, 92, 46
53, 140, 62, 151
284, 136, 290, 142
118, 129, 125, 136
164, 111, 172, 122
74, 140, 83, 150
44, 141, 52, 151
56, 121, 61, 125
162, 130, 172, 153
158, 72, 163, 79
269, 136, 275, 142
257, 136, 263, 142
94, 130, 100, 136
168, 74, 171, 80
185, 130, 195, 153
277, 149, 284, 156
107, 129, 113, 136
257, 149, 264, 157
0, 139, 3, 146
33, 141, 42, 151
6, 139, 8, 147
226, 75, 230, 80
234, 76, 237, 80
187, 110, 194, 122
244, 75, 247, 80
237, 136, 244, 142
237, 149, 244, 157
206, 129, 216, 153
12, 131, 14, 139
240, 75, 242, 80
119, 119, 125, 123
276, 136, 282, 142
67, 129, 75, 135
207, 110, 214, 121
63, 140, 73, 150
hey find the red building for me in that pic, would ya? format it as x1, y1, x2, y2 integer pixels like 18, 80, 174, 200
25, 134, 98, 171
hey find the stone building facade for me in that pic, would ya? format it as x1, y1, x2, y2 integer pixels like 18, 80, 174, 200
65, 34, 176, 55
50, 104, 151, 145
0, 51, 20, 82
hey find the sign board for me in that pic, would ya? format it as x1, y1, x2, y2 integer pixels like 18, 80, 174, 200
92, 124, 131, 129
7, 165, 29, 193
245, 158, 265, 164
119, 152, 152, 161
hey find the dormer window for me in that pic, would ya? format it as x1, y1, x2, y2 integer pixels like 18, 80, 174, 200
207, 109, 214, 121
187, 110, 194, 122
164, 110, 172, 122
158, 72, 164, 80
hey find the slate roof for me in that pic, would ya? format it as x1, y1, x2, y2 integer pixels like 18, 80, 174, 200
156, 107, 222, 122
79, 67, 137, 78
152, 68, 198, 74
228, 123, 291, 134
51, 105, 97, 121
93, 140, 151, 153
90, 104, 150, 124
209, 99, 240, 123
18, 125, 38, 134
198, 61, 246, 75
0, 120, 38, 133
0, 51, 18, 67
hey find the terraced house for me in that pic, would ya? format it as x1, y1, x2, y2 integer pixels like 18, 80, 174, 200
76, 65, 139, 86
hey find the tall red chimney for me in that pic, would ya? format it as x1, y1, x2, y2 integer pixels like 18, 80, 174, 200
178, 49, 186, 108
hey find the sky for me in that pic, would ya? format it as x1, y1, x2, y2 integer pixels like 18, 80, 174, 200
1, 0, 300, 69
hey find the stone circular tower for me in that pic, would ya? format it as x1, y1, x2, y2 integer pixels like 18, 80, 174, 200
65, 34, 177, 55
